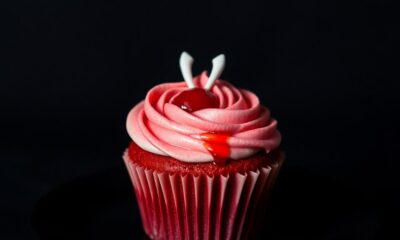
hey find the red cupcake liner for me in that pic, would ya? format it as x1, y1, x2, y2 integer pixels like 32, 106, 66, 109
123, 151, 282, 240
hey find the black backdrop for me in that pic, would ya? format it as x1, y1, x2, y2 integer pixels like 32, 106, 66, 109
1, 0, 398, 239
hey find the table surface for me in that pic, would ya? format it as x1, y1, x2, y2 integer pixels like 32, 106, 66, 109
31, 165, 397, 240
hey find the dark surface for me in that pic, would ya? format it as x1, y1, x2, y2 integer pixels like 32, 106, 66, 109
32, 166, 395, 240
1, 0, 398, 239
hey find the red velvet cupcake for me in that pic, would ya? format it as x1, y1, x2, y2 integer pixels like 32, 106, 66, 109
123, 52, 283, 240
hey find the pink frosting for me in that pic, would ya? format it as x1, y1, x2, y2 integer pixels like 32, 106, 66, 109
126, 72, 281, 163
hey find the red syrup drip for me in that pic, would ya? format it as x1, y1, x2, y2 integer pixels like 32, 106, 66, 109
199, 133, 230, 166
171, 88, 219, 112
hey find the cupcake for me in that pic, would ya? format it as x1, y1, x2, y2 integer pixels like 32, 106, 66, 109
123, 52, 283, 240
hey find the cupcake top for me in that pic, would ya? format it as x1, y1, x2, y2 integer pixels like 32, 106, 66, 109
126, 52, 281, 165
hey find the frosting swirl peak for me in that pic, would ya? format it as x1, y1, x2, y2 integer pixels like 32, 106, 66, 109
126, 72, 281, 163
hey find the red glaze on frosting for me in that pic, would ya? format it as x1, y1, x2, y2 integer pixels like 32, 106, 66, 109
199, 133, 230, 166
171, 88, 219, 112
126, 71, 281, 163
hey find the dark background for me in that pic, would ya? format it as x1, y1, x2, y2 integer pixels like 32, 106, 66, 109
1, 0, 398, 239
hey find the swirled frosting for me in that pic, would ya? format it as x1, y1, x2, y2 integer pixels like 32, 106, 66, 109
126, 72, 281, 163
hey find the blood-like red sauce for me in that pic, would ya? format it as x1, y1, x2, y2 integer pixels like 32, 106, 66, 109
199, 133, 230, 166
171, 88, 219, 112
172, 88, 229, 165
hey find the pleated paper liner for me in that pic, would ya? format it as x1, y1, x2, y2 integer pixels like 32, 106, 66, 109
123, 150, 283, 240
